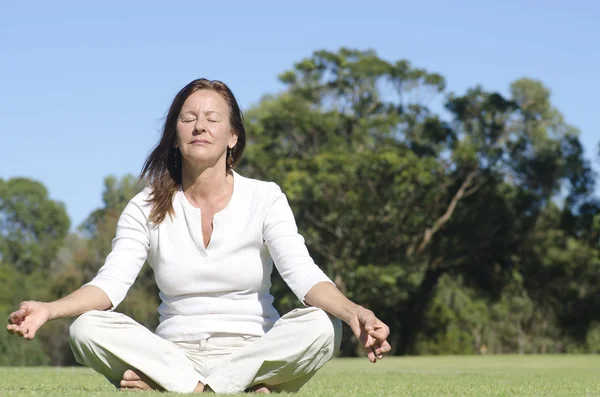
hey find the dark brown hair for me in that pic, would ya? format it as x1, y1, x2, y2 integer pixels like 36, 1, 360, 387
140, 78, 246, 224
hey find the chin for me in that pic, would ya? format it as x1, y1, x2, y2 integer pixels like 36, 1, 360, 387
183, 156, 222, 169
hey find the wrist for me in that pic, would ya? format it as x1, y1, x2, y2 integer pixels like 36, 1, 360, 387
43, 302, 57, 321
342, 303, 362, 325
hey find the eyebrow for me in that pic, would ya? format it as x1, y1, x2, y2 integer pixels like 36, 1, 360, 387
179, 110, 222, 117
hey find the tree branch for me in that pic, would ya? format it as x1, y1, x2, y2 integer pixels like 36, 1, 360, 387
415, 169, 478, 255
304, 210, 342, 239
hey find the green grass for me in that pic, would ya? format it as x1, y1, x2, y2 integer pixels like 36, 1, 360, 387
1, 355, 599, 396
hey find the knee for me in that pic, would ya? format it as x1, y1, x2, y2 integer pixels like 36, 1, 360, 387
69, 310, 114, 345
305, 309, 343, 354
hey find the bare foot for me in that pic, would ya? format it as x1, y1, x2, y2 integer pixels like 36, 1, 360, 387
246, 384, 271, 394
119, 369, 161, 391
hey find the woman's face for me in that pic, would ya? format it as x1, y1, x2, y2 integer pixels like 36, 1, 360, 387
175, 89, 237, 168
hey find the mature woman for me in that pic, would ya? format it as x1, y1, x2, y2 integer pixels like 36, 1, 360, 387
6, 79, 391, 394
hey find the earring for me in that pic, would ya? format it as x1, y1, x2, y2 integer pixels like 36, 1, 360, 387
174, 148, 178, 168
227, 147, 234, 169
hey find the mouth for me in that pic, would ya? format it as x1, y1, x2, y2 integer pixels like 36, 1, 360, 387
190, 140, 211, 145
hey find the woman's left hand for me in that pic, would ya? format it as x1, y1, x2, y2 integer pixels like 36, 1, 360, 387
348, 307, 392, 363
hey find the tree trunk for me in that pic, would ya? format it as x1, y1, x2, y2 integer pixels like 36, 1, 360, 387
334, 273, 347, 295
473, 329, 483, 354
396, 267, 443, 355
517, 323, 525, 355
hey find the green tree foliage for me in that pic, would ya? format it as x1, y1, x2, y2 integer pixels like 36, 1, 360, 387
1, 49, 599, 363
240, 48, 597, 354
0, 178, 70, 274
0, 177, 70, 365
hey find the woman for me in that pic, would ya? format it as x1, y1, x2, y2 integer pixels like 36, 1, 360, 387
6, 79, 391, 394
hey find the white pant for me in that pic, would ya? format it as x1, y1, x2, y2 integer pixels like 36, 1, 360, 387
69, 307, 342, 394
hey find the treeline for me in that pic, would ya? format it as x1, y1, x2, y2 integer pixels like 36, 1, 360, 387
1, 49, 600, 365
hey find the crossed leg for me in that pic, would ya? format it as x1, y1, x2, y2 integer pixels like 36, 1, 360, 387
69, 307, 342, 394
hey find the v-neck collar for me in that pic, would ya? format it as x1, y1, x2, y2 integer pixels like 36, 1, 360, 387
176, 171, 242, 253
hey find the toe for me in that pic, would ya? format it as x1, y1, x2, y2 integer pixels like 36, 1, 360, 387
123, 380, 147, 390
123, 369, 141, 381
120, 380, 141, 388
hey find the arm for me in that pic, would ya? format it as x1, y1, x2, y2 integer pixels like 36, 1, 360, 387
305, 281, 391, 363
6, 285, 111, 340
84, 197, 150, 308
47, 285, 112, 319
263, 184, 391, 362
263, 184, 334, 303
6, 194, 150, 340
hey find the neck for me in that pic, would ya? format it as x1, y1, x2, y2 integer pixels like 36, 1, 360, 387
181, 162, 231, 201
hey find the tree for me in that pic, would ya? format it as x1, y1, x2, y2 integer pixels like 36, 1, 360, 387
0, 178, 70, 365
0, 178, 70, 274
2, 49, 597, 362
520, 202, 600, 342
240, 48, 595, 354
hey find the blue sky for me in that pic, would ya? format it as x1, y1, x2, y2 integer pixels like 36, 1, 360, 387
1, 1, 598, 230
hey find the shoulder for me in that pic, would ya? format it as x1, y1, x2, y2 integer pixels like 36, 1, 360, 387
123, 187, 153, 219
234, 172, 283, 202
128, 186, 152, 207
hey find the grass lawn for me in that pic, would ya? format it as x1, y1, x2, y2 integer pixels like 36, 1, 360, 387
0, 355, 599, 396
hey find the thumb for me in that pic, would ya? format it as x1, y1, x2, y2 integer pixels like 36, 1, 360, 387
20, 302, 32, 314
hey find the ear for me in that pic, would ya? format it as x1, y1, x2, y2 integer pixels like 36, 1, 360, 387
229, 131, 239, 149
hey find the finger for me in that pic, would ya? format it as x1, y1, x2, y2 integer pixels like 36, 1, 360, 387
365, 344, 377, 363
372, 339, 391, 358
24, 328, 36, 340
364, 334, 376, 349
380, 340, 392, 354
8, 309, 26, 324
8, 322, 31, 335
368, 329, 388, 341
368, 324, 390, 340
373, 343, 390, 358
368, 350, 377, 363
6, 324, 23, 335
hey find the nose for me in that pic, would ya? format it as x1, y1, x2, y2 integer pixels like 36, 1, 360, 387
193, 119, 206, 134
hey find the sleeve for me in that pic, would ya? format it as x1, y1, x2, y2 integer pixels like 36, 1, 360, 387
84, 197, 150, 309
262, 183, 335, 304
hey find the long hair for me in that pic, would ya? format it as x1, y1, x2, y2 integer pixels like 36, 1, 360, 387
140, 79, 246, 224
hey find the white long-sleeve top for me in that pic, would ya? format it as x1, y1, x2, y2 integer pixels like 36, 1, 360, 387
85, 171, 334, 342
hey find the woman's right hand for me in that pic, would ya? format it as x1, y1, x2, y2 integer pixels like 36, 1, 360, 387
6, 301, 51, 340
